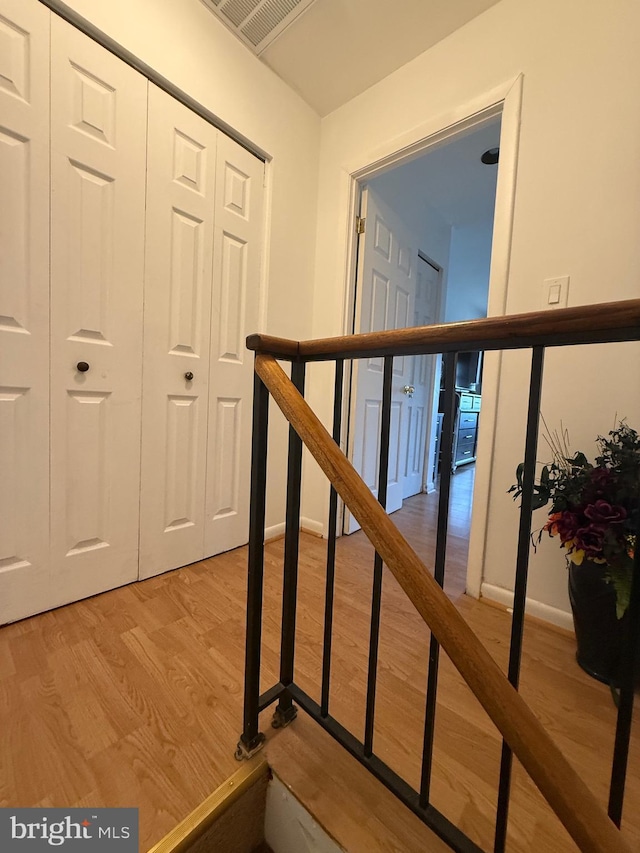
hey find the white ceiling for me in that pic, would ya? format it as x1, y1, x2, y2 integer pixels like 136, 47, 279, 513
259, 0, 502, 115
369, 118, 502, 229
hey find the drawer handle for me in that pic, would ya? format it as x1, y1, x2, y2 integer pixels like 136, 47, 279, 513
463, 450, 472, 455
463, 434, 473, 439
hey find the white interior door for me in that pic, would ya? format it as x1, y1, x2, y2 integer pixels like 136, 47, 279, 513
0, 0, 50, 624
402, 254, 441, 498
49, 16, 147, 608
347, 186, 417, 533
139, 85, 218, 580
204, 134, 265, 556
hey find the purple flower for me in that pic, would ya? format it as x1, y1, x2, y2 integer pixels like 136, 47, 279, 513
550, 511, 581, 543
573, 524, 607, 559
584, 500, 627, 525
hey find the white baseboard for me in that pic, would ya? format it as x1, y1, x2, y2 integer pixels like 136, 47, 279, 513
480, 582, 574, 632
301, 516, 325, 537
265, 518, 325, 542
265, 522, 286, 542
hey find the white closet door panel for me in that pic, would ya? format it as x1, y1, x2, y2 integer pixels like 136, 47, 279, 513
0, 0, 50, 624
139, 84, 217, 579
205, 135, 264, 556
49, 16, 147, 606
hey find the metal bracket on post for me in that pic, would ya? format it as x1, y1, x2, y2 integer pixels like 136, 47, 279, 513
271, 701, 298, 730
235, 732, 266, 761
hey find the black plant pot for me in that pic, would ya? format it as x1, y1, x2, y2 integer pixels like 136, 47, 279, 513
568, 559, 625, 685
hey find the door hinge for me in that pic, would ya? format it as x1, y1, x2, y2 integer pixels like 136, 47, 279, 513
356, 216, 366, 234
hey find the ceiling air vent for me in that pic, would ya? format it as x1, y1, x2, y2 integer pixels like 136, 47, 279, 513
200, 0, 318, 55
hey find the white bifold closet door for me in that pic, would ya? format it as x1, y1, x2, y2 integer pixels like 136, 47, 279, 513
49, 15, 148, 607
139, 86, 264, 579
0, 0, 50, 624
0, 0, 265, 621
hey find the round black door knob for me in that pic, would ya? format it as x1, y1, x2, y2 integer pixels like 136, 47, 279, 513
184, 371, 194, 381
76, 361, 90, 373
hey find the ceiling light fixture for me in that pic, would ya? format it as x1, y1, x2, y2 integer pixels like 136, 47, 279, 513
481, 147, 500, 165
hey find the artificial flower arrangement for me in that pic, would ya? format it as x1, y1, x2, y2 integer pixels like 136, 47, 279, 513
509, 421, 639, 618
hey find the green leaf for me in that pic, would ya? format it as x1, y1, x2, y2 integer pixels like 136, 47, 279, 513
606, 565, 632, 619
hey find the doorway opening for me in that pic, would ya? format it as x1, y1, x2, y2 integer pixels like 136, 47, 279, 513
343, 112, 504, 597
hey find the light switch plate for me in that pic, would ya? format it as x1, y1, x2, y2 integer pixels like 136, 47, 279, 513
543, 275, 570, 309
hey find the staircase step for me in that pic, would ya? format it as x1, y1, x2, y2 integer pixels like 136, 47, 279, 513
264, 713, 451, 852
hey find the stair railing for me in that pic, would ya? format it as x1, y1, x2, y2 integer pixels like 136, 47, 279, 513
237, 299, 640, 853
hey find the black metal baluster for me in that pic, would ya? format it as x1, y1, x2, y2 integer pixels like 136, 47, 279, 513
273, 360, 306, 729
321, 359, 344, 718
364, 355, 394, 757
494, 346, 545, 852
608, 494, 640, 825
238, 365, 270, 758
420, 351, 458, 807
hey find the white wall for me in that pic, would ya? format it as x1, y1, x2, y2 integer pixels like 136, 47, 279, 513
444, 220, 493, 322
60, 0, 321, 530
305, 0, 640, 620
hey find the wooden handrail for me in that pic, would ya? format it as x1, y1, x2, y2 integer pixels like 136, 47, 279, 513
255, 352, 633, 853
247, 298, 640, 361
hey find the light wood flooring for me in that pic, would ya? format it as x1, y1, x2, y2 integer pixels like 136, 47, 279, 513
0, 466, 638, 852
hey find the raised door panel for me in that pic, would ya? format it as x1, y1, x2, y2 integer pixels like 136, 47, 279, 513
360, 399, 381, 491
139, 84, 217, 579
204, 134, 264, 556
404, 402, 425, 487
0, 0, 50, 624
49, 16, 147, 605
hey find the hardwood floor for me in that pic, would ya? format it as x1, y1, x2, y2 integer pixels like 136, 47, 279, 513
0, 466, 638, 851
